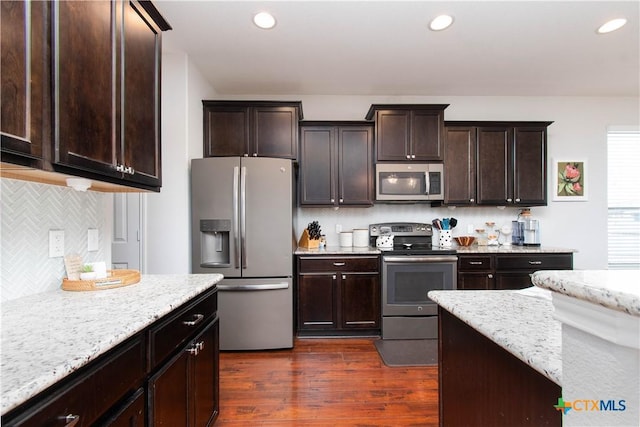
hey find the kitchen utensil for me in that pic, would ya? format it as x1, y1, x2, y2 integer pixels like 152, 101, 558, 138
432, 219, 441, 230
454, 236, 476, 247
449, 218, 457, 228
442, 218, 450, 230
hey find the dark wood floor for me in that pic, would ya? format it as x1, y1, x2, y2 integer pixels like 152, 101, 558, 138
215, 338, 439, 426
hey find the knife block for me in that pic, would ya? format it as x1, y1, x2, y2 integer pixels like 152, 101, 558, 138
298, 229, 320, 249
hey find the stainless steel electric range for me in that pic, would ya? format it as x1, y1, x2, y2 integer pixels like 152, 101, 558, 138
369, 222, 458, 339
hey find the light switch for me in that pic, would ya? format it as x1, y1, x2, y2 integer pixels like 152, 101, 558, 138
49, 230, 64, 258
88, 228, 99, 252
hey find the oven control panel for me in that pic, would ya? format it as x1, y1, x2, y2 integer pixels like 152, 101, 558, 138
369, 222, 432, 237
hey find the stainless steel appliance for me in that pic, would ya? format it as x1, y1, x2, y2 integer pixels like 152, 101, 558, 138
375, 163, 444, 202
369, 222, 457, 339
191, 157, 294, 350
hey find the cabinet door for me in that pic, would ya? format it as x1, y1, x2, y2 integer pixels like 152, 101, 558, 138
375, 110, 410, 161
337, 126, 373, 206
458, 272, 494, 290
55, 0, 117, 176
444, 126, 477, 205
411, 109, 444, 160
203, 106, 249, 157
513, 126, 547, 206
192, 319, 220, 427
297, 273, 337, 330
299, 126, 335, 205
477, 127, 512, 205
494, 272, 534, 290
341, 272, 380, 329
121, 0, 162, 187
1, 0, 49, 164
100, 388, 145, 427
252, 106, 298, 159
148, 349, 190, 426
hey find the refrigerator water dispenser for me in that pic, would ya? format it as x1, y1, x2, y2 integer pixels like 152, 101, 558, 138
200, 219, 231, 267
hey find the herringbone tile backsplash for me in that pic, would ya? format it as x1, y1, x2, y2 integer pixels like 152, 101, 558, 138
1, 178, 108, 302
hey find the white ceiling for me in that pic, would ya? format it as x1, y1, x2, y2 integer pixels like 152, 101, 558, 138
154, 1, 640, 97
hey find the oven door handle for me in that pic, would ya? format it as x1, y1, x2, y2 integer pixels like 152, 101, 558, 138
383, 255, 458, 263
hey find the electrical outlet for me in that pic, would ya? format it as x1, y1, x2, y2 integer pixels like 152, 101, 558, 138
335, 224, 342, 233
88, 228, 99, 252
49, 230, 65, 258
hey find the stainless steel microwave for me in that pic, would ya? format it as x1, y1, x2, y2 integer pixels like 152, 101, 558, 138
376, 163, 444, 201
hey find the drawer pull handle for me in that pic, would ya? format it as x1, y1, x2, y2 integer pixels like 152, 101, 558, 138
182, 314, 204, 327
469, 261, 483, 265
186, 340, 205, 356
529, 261, 543, 265
488, 274, 494, 279
62, 414, 80, 427
333, 262, 346, 266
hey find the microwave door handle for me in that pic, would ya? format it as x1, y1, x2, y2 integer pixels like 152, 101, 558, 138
424, 172, 430, 195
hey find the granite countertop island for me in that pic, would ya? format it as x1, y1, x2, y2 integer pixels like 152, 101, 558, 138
0, 273, 223, 415
428, 287, 562, 385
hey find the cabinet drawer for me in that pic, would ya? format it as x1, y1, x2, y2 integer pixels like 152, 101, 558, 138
496, 254, 573, 271
149, 289, 218, 368
458, 255, 493, 271
299, 256, 380, 273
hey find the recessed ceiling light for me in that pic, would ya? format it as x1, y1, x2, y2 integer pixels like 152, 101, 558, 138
597, 18, 627, 34
253, 12, 276, 30
429, 14, 454, 31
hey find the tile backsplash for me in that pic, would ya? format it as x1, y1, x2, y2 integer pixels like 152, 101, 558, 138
1, 178, 109, 302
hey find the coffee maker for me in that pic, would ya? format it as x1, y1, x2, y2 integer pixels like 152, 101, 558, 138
512, 209, 540, 246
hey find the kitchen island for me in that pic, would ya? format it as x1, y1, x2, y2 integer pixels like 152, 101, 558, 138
430, 269, 640, 427
1, 273, 223, 424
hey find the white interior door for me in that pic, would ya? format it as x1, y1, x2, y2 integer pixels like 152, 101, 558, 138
112, 193, 143, 270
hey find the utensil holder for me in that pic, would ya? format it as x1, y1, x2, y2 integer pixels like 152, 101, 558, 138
439, 230, 452, 248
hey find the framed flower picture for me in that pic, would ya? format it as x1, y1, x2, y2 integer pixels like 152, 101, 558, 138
553, 159, 587, 201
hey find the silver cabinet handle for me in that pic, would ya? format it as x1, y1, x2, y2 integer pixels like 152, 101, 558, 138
116, 164, 125, 172
529, 261, 543, 265
330, 198, 335, 203
488, 274, 494, 279
182, 313, 204, 327
515, 198, 521, 202
507, 198, 513, 202
411, 154, 416, 159
333, 262, 346, 266
469, 261, 483, 265
470, 198, 475, 202
339, 198, 344, 203
342, 274, 346, 280
61, 414, 80, 427
406, 155, 411, 159
332, 275, 336, 280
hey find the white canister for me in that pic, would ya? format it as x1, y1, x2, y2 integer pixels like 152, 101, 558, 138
352, 229, 369, 247
339, 232, 353, 247
439, 230, 452, 248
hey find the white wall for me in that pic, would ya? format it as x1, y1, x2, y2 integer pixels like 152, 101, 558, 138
144, 52, 216, 274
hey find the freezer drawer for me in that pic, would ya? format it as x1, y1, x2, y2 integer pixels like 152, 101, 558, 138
217, 278, 293, 350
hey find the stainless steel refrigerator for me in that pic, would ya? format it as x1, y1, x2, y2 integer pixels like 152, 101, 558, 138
191, 157, 293, 350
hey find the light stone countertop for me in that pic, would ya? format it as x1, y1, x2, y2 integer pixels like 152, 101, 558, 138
428, 288, 562, 385
0, 273, 223, 415
295, 245, 576, 256
531, 269, 640, 317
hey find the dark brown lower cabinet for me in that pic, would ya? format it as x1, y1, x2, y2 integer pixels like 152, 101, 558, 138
439, 308, 561, 426
297, 255, 380, 336
457, 253, 573, 290
149, 319, 219, 426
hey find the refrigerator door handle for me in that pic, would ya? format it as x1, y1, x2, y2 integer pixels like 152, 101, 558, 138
240, 166, 247, 269
233, 166, 240, 268
217, 282, 289, 291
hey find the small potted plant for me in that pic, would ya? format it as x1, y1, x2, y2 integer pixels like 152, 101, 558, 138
80, 264, 97, 281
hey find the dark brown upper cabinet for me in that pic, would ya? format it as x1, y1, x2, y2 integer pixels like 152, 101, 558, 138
299, 121, 374, 207
365, 104, 448, 161
203, 101, 303, 160
54, 0, 170, 191
1, 1, 51, 167
444, 121, 552, 207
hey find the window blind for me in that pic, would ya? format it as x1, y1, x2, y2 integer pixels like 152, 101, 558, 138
608, 129, 640, 269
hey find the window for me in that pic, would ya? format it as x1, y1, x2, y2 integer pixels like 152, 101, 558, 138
607, 128, 640, 269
